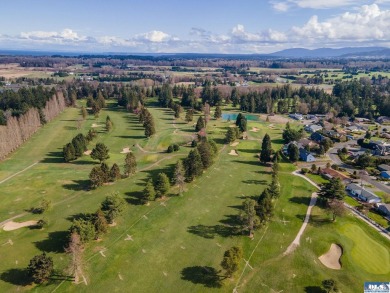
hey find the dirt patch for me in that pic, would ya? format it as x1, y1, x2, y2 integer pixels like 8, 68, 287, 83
120, 147, 131, 154
230, 142, 239, 147
3, 220, 38, 231
83, 150, 92, 155
250, 127, 259, 132
318, 243, 342, 270
228, 150, 239, 156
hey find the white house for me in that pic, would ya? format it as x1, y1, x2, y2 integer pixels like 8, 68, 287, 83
346, 183, 382, 204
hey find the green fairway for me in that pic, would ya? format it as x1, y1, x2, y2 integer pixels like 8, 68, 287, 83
340, 223, 390, 275
0, 101, 389, 293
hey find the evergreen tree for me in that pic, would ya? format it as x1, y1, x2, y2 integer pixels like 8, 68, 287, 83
272, 160, 279, 176
81, 106, 87, 120
142, 178, 156, 204
100, 162, 110, 183
260, 133, 273, 163
89, 166, 105, 188
239, 198, 261, 236
110, 163, 121, 181
256, 189, 274, 224
268, 176, 280, 198
100, 192, 126, 224
195, 116, 205, 132
209, 139, 218, 157
225, 127, 237, 143
221, 246, 243, 277
63, 143, 76, 162
318, 178, 346, 202
288, 143, 299, 162
93, 209, 108, 238
70, 218, 96, 243
214, 105, 222, 119
106, 119, 113, 132
91, 143, 110, 163
322, 279, 339, 293
72, 133, 87, 157
154, 173, 170, 198
124, 152, 137, 176
197, 141, 213, 169
86, 129, 97, 142
174, 160, 185, 194
184, 149, 203, 182
185, 109, 194, 122
144, 118, 156, 137
235, 113, 247, 132
27, 253, 54, 284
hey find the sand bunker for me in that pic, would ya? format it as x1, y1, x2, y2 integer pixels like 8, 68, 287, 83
3, 220, 38, 231
84, 150, 92, 155
229, 150, 239, 156
91, 123, 102, 128
230, 142, 239, 147
250, 127, 259, 132
318, 243, 342, 270
120, 147, 131, 154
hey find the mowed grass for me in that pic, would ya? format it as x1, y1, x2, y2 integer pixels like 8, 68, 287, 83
0, 102, 389, 292
340, 223, 389, 275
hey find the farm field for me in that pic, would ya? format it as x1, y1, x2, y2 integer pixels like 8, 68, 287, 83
0, 101, 389, 293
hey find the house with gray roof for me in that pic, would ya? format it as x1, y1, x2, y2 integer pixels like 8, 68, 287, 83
346, 183, 382, 204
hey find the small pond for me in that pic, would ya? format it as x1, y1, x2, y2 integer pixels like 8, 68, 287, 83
221, 113, 259, 121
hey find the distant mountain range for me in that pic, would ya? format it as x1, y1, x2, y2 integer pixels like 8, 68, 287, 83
269, 47, 390, 58
0, 47, 389, 59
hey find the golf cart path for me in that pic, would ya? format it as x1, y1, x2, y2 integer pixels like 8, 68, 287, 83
283, 171, 318, 256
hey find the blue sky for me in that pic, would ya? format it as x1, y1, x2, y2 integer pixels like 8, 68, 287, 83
0, 0, 389, 53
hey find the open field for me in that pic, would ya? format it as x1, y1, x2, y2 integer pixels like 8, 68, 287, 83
0, 102, 388, 292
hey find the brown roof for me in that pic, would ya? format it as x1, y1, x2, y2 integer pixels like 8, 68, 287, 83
321, 168, 350, 181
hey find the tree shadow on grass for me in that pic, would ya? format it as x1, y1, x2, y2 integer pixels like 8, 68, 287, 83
232, 160, 261, 167
308, 215, 333, 227
115, 135, 145, 139
35, 231, 68, 253
242, 179, 268, 185
62, 180, 90, 191
0, 268, 31, 286
125, 191, 144, 205
289, 196, 311, 205
40, 151, 64, 164
304, 286, 326, 293
181, 266, 222, 288
71, 160, 95, 165
238, 148, 260, 154
188, 215, 242, 239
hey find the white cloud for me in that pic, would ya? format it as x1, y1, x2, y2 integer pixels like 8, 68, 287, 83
0, 4, 389, 54
271, 0, 367, 10
272, 1, 290, 11
20, 28, 86, 42
135, 30, 171, 43
291, 4, 390, 42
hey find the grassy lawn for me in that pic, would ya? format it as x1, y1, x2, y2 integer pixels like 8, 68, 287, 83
0, 101, 389, 292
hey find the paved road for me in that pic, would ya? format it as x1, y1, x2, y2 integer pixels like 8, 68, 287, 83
327, 142, 390, 194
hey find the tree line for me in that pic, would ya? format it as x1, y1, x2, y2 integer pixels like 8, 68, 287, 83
0, 92, 66, 160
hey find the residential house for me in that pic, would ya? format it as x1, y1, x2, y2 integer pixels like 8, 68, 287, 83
310, 132, 325, 143
380, 171, 390, 179
378, 164, 390, 172
299, 148, 316, 162
377, 203, 390, 216
377, 116, 390, 124
346, 183, 382, 204
289, 113, 303, 120
321, 168, 351, 183
304, 124, 323, 133
346, 125, 359, 132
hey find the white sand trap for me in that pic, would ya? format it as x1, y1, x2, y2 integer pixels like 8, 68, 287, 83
83, 150, 92, 155
3, 220, 38, 231
120, 147, 131, 154
229, 150, 239, 156
91, 123, 102, 128
250, 127, 259, 132
318, 244, 342, 270
230, 142, 239, 147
